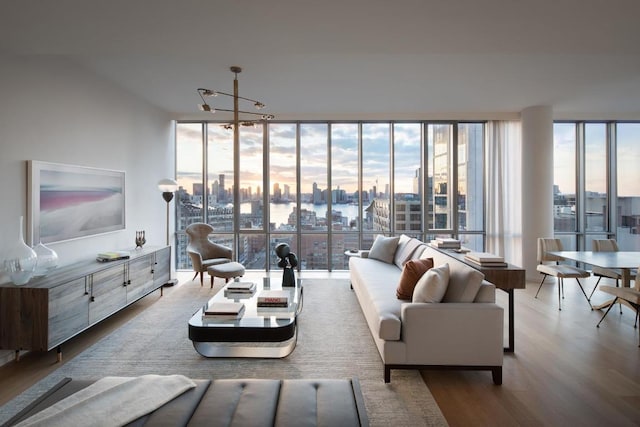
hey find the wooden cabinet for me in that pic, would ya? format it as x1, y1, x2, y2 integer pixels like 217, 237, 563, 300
49, 277, 89, 350
0, 246, 170, 357
125, 253, 155, 304
89, 264, 127, 324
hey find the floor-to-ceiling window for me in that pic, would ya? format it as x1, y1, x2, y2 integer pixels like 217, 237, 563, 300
175, 120, 486, 270
553, 121, 640, 250
616, 123, 640, 250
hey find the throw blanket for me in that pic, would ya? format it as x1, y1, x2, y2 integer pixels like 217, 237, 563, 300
15, 374, 196, 427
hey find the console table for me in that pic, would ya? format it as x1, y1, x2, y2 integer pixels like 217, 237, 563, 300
428, 245, 526, 352
0, 246, 170, 362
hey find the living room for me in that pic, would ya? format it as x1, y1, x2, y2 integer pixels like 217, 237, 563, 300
1, 1, 640, 425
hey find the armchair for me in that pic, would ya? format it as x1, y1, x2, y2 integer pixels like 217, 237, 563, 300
186, 223, 232, 286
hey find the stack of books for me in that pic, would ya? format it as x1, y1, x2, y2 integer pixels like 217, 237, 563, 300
429, 238, 461, 249
96, 251, 130, 262
257, 290, 289, 307
202, 302, 245, 318
225, 282, 256, 294
464, 252, 508, 267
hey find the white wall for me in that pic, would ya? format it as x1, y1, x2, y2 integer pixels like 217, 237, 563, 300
0, 55, 174, 362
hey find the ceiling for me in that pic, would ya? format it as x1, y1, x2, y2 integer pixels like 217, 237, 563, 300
2, 0, 640, 120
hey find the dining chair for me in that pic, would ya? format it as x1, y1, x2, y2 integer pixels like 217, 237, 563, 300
186, 222, 233, 286
535, 238, 592, 310
596, 268, 640, 347
589, 239, 625, 314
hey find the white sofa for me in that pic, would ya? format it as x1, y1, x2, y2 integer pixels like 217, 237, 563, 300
349, 235, 504, 384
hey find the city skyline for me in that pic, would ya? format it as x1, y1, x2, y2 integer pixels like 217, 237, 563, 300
176, 122, 424, 199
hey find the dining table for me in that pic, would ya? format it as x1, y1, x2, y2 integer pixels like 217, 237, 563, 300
549, 250, 640, 310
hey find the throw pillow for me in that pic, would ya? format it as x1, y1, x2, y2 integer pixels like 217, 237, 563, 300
393, 237, 425, 269
412, 263, 450, 303
442, 268, 485, 302
396, 258, 434, 300
368, 235, 400, 264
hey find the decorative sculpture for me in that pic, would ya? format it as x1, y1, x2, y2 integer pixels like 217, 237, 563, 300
135, 230, 146, 249
275, 243, 298, 287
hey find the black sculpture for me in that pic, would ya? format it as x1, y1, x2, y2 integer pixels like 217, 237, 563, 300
275, 243, 298, 287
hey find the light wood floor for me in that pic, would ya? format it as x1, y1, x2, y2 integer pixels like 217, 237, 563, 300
1, 273, 640, 426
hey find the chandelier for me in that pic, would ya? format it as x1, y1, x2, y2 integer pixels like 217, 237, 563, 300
197, 66, 274, 128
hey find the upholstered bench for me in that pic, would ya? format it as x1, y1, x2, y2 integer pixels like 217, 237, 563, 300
3, 377, 369, 427
207, 261, 245, 288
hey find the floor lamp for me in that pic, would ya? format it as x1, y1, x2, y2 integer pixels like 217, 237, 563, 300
158, 178, 179, 287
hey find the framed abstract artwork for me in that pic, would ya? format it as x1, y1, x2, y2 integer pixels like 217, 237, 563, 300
27, 161, 126, 245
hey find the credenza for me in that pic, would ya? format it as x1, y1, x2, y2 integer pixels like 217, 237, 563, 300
0, 246, 170, 362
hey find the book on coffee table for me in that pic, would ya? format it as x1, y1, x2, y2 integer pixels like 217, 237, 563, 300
226, 282, 256, 293
203, 302, 245, 317
257, 290, 289, 307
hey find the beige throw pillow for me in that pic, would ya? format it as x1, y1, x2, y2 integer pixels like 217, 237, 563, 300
412, 263, 450, 303
393, 237, 425, 269
368, 235, 400, 264
442, 268, 485, 302
396, 258, 434, 300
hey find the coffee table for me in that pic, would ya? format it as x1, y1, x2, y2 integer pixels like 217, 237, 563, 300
188, 278, 303, 358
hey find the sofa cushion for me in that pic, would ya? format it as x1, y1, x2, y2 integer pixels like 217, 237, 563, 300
413, 263, 450, 303
348, 257, 403, 341
393, 236, 425, 269
396, 258, 434, 300
442, 267, 485, 303
368, 235, 400, 264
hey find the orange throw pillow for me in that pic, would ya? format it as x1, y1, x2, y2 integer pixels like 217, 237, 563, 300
396, 258, 434, 300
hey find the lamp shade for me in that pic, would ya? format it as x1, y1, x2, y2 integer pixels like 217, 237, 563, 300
158, 178, 178, 193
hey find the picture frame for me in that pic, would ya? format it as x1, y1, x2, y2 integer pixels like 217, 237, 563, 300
27, 161, 126, 245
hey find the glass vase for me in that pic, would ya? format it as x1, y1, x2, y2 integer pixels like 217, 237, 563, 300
3, 216, 38, 286
33, 241, 59, 276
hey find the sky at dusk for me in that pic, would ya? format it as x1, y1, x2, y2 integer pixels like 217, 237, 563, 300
178, 122, 640, 200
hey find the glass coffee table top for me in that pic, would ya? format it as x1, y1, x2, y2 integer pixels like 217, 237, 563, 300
188, 277, 303, 358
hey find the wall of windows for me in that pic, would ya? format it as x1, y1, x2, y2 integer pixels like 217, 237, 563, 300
553, 121, 640, 250
175, 121, 486, 271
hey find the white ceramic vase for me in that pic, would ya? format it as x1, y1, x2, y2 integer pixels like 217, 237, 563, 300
33, 241, 59, 276
3, 216, 38, 286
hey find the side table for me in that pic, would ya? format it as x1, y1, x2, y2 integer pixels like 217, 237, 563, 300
344, 249, 367, 258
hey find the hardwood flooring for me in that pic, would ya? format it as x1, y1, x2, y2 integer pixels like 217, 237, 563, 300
1, 272, 639, 426
423, 276, 640, 426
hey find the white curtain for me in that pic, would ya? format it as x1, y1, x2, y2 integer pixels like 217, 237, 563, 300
485, 120, 523, 267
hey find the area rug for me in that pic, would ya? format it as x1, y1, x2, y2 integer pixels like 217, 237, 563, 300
0, 278, 448, 426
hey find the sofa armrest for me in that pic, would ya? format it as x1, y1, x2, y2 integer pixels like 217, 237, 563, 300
400, 302, 504, 366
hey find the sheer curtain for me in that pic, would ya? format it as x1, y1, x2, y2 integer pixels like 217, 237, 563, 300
485, 120, 523, 267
